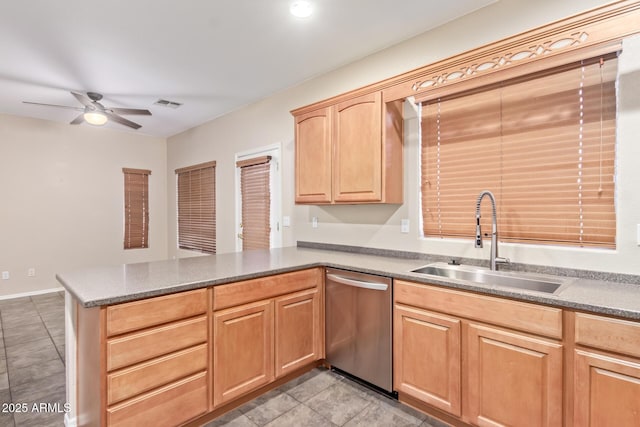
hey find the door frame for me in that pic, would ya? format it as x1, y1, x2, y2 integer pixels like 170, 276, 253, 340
234, 143, 282, 251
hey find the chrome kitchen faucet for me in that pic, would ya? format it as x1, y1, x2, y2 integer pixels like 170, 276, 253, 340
475, 190, 510, 271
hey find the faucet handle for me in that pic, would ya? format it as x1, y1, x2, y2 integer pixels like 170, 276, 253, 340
495, 256, 510, 265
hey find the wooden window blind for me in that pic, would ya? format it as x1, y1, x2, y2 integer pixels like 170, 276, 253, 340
421, 54, 617, 248
237, 156, 271, 251
175, 161, 216, 254
123, 168, 151, 250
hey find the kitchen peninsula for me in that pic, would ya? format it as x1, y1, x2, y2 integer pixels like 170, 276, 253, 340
58, 244, 640, 426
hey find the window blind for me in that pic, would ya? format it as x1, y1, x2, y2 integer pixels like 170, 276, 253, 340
421, 55, 617, 248
237, 156, 271, 251
176, 161, 216, 254
123, 168, 151, 250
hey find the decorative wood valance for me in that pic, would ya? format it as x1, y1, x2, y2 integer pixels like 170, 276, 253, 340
291, 0, 640, 115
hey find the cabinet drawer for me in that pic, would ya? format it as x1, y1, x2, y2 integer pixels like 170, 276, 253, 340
213, 268, 321, 310
575, 312, 640, 358
106, 289, 207, 337
107, 344, 208, 405
107, 316, 207, 371
107, 372, 208, 427
395, 280, 562, 339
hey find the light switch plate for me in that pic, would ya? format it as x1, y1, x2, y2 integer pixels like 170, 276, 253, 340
282, 216, 291, 227
312, 217, 318, 228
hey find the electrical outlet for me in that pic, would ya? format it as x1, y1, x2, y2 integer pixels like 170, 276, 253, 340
401, 219, 410, 233
312, 217, 318, 228
28, 268, 36, 277
1, 271, 9, 280
282, 216, 291, 227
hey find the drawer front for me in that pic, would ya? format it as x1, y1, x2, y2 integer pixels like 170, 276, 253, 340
107, 289, 207, 337
575, 312, 640, 358
107, 344, 208, 405
213, 268, 321, 310
107, 316, 207, 371
395, 280, 563, 339
107, 372, 208, 427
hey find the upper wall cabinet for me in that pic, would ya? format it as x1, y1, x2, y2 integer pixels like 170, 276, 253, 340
294, 106, 333, 203
293, 91, 403, 204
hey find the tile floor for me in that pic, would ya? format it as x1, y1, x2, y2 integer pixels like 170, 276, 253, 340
0, 292, 66, 427
0, 292, 449, 427
204, 368, 449, 427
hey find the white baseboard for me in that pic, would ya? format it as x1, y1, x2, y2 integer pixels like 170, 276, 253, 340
0, 287, 64, 301
64, 412, 77, 427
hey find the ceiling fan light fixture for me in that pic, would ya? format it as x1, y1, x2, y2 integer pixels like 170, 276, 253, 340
290, 0, 313, 18
84, 111, 108, 126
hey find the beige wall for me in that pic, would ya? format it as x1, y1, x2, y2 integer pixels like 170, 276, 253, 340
0, 114, 168, 297
167, 0, 640, 275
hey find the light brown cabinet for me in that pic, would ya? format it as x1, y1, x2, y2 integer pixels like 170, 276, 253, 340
213, 299, 274, 407
394, 304, 461, 416
293, 91, 403, 204
211, 268, 324, 408
394, 280, 564, 427
294, 107, 332, 203
466, 323, 563, 426
102, 289, 210, 427
573, 312, 640, 426
75, 269, 323, 426
275, 288, 322, 378
212, 287, 322, 408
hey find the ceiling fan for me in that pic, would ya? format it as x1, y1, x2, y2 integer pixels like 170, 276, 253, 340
23, 91, 151, 129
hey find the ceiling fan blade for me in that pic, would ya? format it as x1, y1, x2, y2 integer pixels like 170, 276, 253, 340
105, 112, 142, 130
70, 114, 85, 125
71, 92, 94, 107
22, 101, 83, 111
109, 108, 152, 116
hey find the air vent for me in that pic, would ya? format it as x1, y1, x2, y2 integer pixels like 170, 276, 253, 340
154, 99, 183, 109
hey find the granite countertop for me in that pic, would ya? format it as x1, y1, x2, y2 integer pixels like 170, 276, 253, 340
56, 244, 640, 321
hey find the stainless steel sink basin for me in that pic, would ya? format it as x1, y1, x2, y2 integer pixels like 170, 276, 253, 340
411, 263, 565, 294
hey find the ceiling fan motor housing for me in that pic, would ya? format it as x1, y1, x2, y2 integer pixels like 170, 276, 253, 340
87, 92, 103, 102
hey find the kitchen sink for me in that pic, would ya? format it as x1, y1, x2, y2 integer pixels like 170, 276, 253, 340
411, 263, 565, 294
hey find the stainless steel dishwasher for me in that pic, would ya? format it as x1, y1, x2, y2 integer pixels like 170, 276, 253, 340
325, 268, 394, 395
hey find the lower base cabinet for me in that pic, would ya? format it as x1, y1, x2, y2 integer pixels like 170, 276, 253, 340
75, 268, 323, 426
394, 304, 461, 416
393, 280, 564, 427
213, 300, 274, 407
574, 350, 640, 426
466, 324, 563, 427
573, 311, 640, 426
212, 269, 323, 409
275, 288, 322, 377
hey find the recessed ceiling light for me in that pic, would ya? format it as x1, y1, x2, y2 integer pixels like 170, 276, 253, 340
290, 0, 313, 18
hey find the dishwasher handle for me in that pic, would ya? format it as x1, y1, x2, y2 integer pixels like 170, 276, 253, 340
326, 273, 389, 291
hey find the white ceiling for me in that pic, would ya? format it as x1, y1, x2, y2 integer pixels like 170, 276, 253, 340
0, 0, 495, 138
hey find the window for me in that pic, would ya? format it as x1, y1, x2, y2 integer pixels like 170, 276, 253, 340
123, 168, 151, 249
420, 54, 617, 248
176, 161, 216, 254
237, 156, 271, 250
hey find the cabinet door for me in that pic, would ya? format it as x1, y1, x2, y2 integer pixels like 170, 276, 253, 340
467, 324, 563, 427
333, 92, 382, 202
275, 288, 321, 378
394, 304, 461, 416
574, 350, 640, 426
295, 107, 332, 203
213, 300, 274, 407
